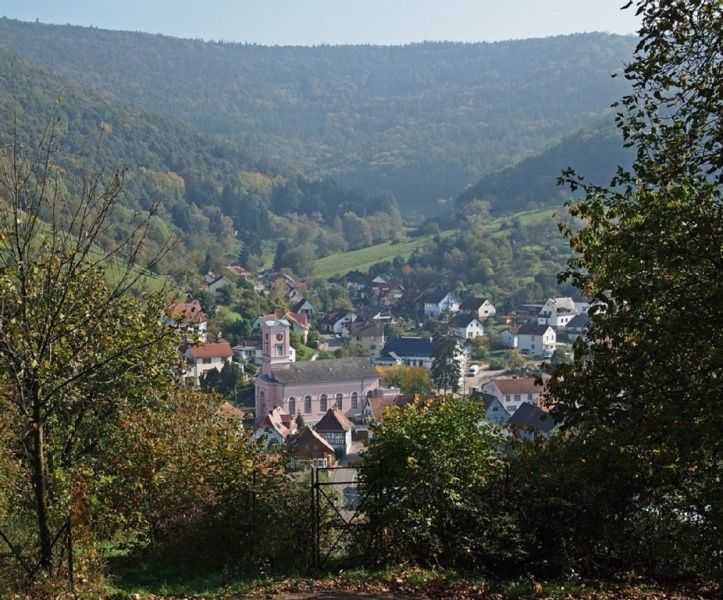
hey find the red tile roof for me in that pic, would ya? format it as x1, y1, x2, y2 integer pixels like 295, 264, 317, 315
492, 377, 544, 395
168, 301, 207, 325
187, 341, 233, 359
225, 265, 252, 278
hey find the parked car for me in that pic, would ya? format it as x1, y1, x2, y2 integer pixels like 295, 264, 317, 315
466, 364, 480, 376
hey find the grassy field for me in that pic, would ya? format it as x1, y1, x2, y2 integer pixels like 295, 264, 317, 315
313, 229, 455, 279
313, 207, 560, 280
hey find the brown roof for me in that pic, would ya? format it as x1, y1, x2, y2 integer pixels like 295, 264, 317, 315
314, 407, 353, 432
168, 301, 207, 325
225, 265, 252, 278
368, 394, 413, 421
187, 341, 233, 360
459, 297, 490, 311
350, 319, 385, 338
218, 401, 244, 420
492, 377, 545, 395
288, 427, 335, 459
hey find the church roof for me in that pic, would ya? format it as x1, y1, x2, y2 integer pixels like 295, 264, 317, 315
271, 357, 377, 385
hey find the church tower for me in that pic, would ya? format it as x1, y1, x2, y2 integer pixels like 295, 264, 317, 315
260, 317, 292, 375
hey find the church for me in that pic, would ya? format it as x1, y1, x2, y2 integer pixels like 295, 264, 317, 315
254, 316, 380, 425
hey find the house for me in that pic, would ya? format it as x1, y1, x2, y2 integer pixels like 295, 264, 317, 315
252, 407, 297, 448
167, 300, 208, 342
254, 311, 310, 343
453, 313, 485, 340
422, 290, 460, 317
287, 427, 337, 469
349, 319, 386, 353
205, 271, 231, 300
358, 304, 393, 322
508, 403, 558, 441
369, 280, 405, 306
224, 264, 252, 279
362, 388, 411, 422
291, 297, 316, 319
374, 336, 435, 369
482, 377, 546, 414
254, 318, 379, 426
518, 323, 556, 358
498, 325, 520, 349
537, 297, 577, 327
233, 339, 264, 365
183, 340, 234, 384
481, 394, 510, 426
459, 297, 496, 320
314, 407, 353, 457
570, 291, 591, 315
319, 308, 357, 336
563, 313, 590, 343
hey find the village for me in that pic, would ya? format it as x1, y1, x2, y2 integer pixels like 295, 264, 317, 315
168, 263, 593, 469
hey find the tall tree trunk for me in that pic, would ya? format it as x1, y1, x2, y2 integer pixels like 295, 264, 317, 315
32, 400, 53, 570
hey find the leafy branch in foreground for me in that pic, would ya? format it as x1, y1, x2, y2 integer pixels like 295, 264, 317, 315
0, 104, 179, 581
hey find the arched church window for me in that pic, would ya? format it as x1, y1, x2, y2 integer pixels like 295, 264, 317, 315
320, 394, 327, 412
304, 395, 311, 414
288, 397, 296, 415
335, 393, 343, 410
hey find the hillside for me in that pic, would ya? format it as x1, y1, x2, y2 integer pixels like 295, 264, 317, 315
0, 50, 402, 278
0, 19, 636, 217
453, 125, 634, 217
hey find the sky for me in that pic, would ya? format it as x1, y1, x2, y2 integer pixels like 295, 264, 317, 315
0, 1, 641, 46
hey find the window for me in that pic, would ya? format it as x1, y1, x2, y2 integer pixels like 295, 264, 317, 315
275, 344, 284, 356
514, 394, 521, 401
351, 392, 358, 410
335, 393, 343, 410
288, 397, 296, 415
320, 394, 327, 412
492, 406, 499, 412
304, 395, 311, 414
202, 357, 212, 364
259, 390, 265, 404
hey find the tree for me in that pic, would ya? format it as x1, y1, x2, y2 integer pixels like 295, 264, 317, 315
0, 116, 178, 575
359, 398, 521, 571
430, 330, 461, 394
376, 365, 432, 396
549, 0, 722, 580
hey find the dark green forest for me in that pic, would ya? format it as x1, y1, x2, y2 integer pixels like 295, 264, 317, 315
0, 50, 402, 278
0, 19, 635, 217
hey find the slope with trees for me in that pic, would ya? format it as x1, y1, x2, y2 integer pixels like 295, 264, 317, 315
0, 20, 635, 216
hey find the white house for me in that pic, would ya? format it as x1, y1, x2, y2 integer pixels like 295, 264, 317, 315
167, 300, 208, 342
482, 395, 510, 426
537, 297, 577, 327
313, 407, 353, 457
233, 340, 264, 365
453, 313, 485, 340
183, 340, 234, 384
498, 325, 520, 349
319, 308, 358, 336
422, 290, 460, 317
204, 271, 231, 301
518, 323, 556, 358
482, 377, 545, 414
459, 297, 496, 319
349, 319, 387, 353
252, 407, 297, 449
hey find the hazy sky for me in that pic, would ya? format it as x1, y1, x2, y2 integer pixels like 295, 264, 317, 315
1, 1, 640, 45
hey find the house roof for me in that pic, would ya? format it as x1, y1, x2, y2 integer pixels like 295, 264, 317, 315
508, 403, 557, 434
186, 341, 234, 360
218, 401, 244, 420
422, 290, 455, 304
542, 297, 577, 314
270, 357, 378, 385
350, 319, 386, 338
257, 407, 294, 439
225, 264, 252, 278
454, 313, 481, 328
567, 313, 590, 329
359, 304, 392, 320
314, 407, 353, 432
503, 325, 520, 336
168, 301, 207, 325
287, 427, 335, 457
518, 322, 553, 336
291, 298, 313, 312
492, 377, 544, 395
368, 394, 413, 421
379, 336, 434, 359
284, 310, 310, 330
319, 308, 355, 326
459, 297, 490, 311
482, 394, 510, 413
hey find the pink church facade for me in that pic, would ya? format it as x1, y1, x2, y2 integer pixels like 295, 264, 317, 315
255, 317, 379, 425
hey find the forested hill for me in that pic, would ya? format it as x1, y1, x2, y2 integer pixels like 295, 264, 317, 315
0, 50, 403, 279
0, 18, 636, 218
451, 125, 634, 220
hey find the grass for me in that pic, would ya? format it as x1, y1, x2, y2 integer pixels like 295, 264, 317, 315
313, 207, 560, 280
313, 230, 455, 279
